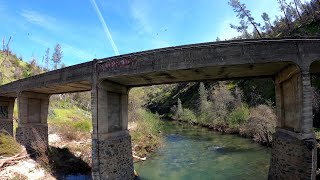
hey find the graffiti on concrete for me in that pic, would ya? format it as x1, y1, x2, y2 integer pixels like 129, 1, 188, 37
99, 57, 137, 71
0, 106, 8, 118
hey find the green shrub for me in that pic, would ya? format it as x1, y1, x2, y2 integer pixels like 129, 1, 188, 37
140, 110, 162, 136
0, 133, 21, 157
130, 109, 163, 157
227, 104, 249, 128
180, 108, 197, 123
197, 112, 212, 125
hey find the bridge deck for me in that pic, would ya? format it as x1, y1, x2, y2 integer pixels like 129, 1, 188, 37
0, 38, 319, 97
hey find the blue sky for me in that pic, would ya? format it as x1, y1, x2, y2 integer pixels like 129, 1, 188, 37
0, 0, 301, 67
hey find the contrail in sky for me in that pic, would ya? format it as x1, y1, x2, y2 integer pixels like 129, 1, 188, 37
90, 0, 120, 55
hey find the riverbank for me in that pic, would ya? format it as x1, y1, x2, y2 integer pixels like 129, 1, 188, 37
175, 117, 273, 147
173, 104, 276, 147
0, 113, 164, 179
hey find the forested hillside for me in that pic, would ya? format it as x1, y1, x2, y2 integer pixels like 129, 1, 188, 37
147, 0, 320, 145
0, 52, 42, 85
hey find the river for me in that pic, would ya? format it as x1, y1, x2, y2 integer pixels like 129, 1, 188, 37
134, 121, 271, 180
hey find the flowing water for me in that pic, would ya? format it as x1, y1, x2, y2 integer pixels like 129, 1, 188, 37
134, 121, 271, 180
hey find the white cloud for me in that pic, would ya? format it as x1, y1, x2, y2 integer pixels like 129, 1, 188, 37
20, 10, 57, 31
62, 43, 93, 62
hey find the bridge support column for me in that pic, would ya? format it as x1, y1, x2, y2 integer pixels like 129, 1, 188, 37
16, 92, 49, 149
0, 97, 15, 136
91, 80, 134, 180
269, 65, 316, 179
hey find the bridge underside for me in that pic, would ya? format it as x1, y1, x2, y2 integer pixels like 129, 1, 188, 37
0, 62, 292, 97
29, 81, 92, 94
107, 62, 291, 86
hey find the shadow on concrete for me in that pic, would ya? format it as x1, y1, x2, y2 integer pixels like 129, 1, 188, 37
29, 146, 91, 179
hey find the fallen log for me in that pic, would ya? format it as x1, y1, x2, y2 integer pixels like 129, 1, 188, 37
0, 153, 31, 169
132, 154, 146, 161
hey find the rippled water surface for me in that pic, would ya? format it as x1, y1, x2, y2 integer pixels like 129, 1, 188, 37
134, 121, 271, 180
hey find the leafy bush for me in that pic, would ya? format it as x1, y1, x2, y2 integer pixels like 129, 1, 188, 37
197, 112, 213, 125
227, 104, 250, 128
130, 109, 163, 157
180, 108, 197, 123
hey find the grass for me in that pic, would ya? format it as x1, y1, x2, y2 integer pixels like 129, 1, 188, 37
48, 103, 92, 141
48, 106, 91, 132
0, 132, 21, 157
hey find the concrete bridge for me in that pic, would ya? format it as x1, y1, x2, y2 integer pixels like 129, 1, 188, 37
0, 38, 319, 179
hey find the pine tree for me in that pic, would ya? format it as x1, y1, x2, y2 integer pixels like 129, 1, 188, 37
293, 0, 303, 21
229, 0, 262, 38
45, 48, 50, 70
52, 44, 63, 70
176, 98, 183, 118
198, 82, 209, 114
277, 0, 292, 33
261, 12, 273, 33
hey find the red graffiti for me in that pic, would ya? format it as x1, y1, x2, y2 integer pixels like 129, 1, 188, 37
99, 57, 137, 71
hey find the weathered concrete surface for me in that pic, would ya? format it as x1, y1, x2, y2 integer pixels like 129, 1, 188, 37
270, 64, 316, 179
91, 80, 133, 179
16, 92, 50, 148
275, 65, 314, 134
98, 38, 320, 86
269, 129, 316, 180
0, 38, 319, 179
0, 97, 15, 135
0, 61, 93, 97
92, 131, 134, 180
0, 38, 319, 96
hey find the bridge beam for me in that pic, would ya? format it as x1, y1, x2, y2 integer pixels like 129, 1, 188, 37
15, 92, 50, 149
0, 97, 15, 136
91, 80, 134, 180
269, 65, 316, 179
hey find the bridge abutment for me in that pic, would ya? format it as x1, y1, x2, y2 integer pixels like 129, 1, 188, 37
91, 80, 134, 180
0, 97, 15, 136
15, 92, 49, 149
269, 65, 316, 179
